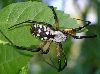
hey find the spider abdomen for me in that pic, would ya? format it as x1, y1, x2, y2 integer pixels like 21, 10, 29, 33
30, 23, 55, 41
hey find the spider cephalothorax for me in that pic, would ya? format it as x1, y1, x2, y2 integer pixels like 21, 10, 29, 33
7, 6, 97, 72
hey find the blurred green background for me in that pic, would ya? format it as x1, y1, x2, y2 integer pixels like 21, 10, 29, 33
0, 0, 100, 74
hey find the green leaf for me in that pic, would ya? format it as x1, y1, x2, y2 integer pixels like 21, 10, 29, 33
0, 1, 77, 47
0, 43, 32, 74
19, 65, 28, 74
81, 25, 100, 74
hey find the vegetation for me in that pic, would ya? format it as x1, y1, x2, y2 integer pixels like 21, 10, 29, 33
0, 0, 99, 74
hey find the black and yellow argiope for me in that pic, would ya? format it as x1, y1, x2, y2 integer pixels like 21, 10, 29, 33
5, 6, 97, 72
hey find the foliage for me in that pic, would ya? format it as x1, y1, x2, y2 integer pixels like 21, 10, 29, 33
0, 43, 32, 74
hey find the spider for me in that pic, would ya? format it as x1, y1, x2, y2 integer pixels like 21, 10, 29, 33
6, 6, 97, 72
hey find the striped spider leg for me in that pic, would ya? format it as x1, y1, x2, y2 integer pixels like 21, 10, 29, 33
44, 42, 67, 72
56, 42, 67, 72
62, 19, 97, 39
39, 41, 52, 54
48, 6, 68, 72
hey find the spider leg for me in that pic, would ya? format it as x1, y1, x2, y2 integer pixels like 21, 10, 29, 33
43, 42, 67, 71
11, 40, 51, 54
69, 33, 97, 39
49, 6, 59, 30
0, 29, 42, 52
8, 6, 59, 30
12, 41, 52, 53
44, 58, 58, 70
40, 41, 52, 54
59, 43, 67, 71
70, 18, 91, 32
56, 43, 67, 72
63, 20, 91, 34
62, 27, 97, 39
8, 20, 36, 29
12, 45, 41, 52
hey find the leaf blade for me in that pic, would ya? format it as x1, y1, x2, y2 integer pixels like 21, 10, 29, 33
0, 43, 32, 74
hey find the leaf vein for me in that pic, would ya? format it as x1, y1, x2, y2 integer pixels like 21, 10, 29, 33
14, 4, 33, 23
6, 4, 17, 22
